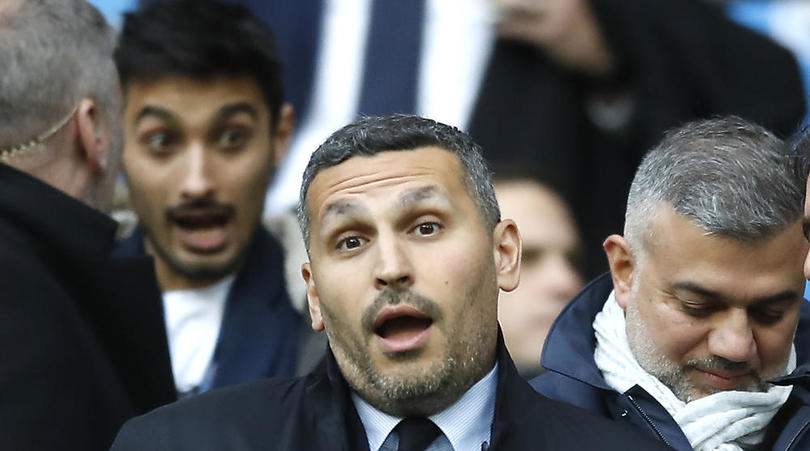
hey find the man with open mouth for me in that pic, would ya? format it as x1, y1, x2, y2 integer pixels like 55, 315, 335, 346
112, 1, 318, 398
111, 114, 668, 450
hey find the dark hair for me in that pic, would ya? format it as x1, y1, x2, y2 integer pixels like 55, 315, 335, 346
115, 0, 283, 129
297, 114, 500, 251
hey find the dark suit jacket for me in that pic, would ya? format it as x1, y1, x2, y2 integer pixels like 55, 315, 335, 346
115, 226, 309, 392
0, 164, 176, 450
111, 335, 670, 450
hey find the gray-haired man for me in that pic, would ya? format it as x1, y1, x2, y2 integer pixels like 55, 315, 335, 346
532, 116, 810, 450
0, 1, 174, 449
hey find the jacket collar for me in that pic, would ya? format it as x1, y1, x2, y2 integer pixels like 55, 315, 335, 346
541, 272, 616, 391
316, 329, 536, 450
0, 163, 117, 261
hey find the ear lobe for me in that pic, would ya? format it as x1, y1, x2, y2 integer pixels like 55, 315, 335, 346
76, 98, 109, 173
272, 104, 295, 167
493, 219, 521, 292
603, 234, 634, 309
302, 262, 325, 331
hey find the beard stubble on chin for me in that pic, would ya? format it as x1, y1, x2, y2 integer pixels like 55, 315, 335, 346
625, 299, 782, 403
324, 277, 498, 417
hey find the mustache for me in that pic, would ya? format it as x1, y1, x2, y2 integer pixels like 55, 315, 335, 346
686, 357, 753, 374
165, 198, 235, 223
361, 287, 443, 332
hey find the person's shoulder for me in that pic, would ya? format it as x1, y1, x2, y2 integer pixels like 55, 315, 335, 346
144, 375, 314, 421
112, 375, 323, 450
507, 390, 669, 449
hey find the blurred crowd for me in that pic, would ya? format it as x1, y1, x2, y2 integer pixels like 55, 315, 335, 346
2, 0, 810, 449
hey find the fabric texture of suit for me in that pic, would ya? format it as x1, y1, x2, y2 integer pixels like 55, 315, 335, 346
0, 164, 176, 450
531, 273, 810, 450
111, 334, 670, 450
115, 225, 315, 390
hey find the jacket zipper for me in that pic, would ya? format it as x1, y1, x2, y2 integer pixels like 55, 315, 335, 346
626, 394, 673, 449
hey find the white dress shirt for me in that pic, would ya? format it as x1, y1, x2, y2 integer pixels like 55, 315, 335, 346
162, 275, 234, 393
265, 0, 496, 215
352, 363, 498, 451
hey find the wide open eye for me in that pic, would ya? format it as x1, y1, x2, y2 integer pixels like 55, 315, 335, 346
143, 130, 179, 155
337, 236, 367, 251
413, 221, 441, 237
217, 127, 251, 151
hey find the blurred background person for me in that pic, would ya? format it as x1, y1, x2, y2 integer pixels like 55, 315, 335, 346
113, 1, 320, 398
90, 0, 808, 278
495, 177, 584, 378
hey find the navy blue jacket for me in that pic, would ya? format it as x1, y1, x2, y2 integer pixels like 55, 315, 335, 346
115, 226, 306, 391
111, 334, 670, 450
531, 273, 810, 450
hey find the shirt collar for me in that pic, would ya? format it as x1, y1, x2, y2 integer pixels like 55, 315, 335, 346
352, 363, 498, 451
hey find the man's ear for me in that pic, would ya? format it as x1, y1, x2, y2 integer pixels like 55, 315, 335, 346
76, 98, 109, 174
603, 234, 634, 309
302, 262, 325, 331
493, 219, 521, 292
272, 103, 295, 167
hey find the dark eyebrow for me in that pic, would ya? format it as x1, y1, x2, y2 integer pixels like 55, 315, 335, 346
322, 200, 366, 222
671, 282, 721, 299
134, 105, 177, 126
215, 103, 258, 122
399, 186, 440, 207
671, 281, 800, 306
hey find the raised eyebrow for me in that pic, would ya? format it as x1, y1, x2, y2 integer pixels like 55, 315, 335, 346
134, 105, 177, 127
321, 200, 367, 223
399, 186, 440, 207
215, 102, 258, 122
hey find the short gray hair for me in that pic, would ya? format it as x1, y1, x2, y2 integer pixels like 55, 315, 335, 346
297, 115, 500, 251
0, 0, 119, 150
625, 116, 806, 254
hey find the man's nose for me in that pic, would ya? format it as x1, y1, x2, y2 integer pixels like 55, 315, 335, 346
180, 144, 215, 199
707, 309, 756, 363
373, 232, 413, 290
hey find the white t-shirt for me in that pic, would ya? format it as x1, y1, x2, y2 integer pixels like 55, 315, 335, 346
162, 275, 235, 393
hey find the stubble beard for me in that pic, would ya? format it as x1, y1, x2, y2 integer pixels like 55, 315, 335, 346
625, 299, 783, 403
325, 271, 498, 417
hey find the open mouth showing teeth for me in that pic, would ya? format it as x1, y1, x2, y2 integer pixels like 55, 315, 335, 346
375, 315, 433, 339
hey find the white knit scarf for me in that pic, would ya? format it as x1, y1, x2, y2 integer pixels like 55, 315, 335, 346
593, 291, 795, 451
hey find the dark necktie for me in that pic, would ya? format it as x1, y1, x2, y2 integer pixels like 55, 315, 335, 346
395, 417, 442, 451
356, 0, 426, 116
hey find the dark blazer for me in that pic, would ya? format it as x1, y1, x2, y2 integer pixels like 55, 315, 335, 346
531, 273, 810, 450
115, 226, 311, 392
111, 335, 670, 450
0, 164, 176, 450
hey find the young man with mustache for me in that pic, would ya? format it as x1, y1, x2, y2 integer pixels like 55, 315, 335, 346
113, 1, 316, 397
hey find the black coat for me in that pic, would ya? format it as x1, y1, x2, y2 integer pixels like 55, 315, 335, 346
0, 164, 176, 450
111, 335, 669, 450
531, 273, 810, 450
